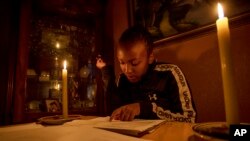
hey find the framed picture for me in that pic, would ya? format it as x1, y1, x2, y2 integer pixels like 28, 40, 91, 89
128, 0, 250, 43
45, 99, 61, 112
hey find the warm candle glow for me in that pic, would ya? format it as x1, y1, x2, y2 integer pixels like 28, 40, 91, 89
56, 42, 60, 49
217, 3, 224, 19
63, 60, 67, 69
216, 3, 239, 125
62, 60, 68, 118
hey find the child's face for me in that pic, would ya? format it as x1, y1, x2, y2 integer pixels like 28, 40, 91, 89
117, 42, 152, 83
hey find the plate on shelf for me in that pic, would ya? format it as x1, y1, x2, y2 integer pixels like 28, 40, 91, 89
37, 114, 83, 125
192, 122, 229, 140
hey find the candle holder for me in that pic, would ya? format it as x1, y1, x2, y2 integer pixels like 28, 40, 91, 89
37, 114, 83, 125
192, 122, 229, 140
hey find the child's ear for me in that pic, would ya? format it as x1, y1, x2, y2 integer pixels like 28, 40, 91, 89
148, 52, 155, 64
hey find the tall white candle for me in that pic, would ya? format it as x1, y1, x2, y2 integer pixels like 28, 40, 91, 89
62, 60, 68, 118
216, 3, 239, 124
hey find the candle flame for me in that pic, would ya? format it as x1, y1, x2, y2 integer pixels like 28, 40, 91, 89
217, 3, 224, 19
56, 42, 60, 49
63, 60, 67, 69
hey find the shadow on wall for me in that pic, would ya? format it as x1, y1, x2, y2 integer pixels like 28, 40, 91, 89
153, 24, 250, 123
154, 33, 225, 123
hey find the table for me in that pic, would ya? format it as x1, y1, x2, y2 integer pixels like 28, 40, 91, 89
0, 116, 223, 141
142, 122, 194, 141
141, 121, 226, 141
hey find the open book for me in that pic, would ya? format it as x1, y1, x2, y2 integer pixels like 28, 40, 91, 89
93, 118, 166, 137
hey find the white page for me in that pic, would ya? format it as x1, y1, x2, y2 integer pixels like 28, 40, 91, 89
64, 116, 111, 126
0, 122, 44, 133
0, 117, 151, 141
92, 117, 166, 132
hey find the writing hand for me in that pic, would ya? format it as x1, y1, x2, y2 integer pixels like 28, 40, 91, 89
110, 103, 140, 121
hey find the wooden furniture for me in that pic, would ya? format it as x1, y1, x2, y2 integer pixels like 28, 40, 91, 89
24, 0, 109, 122
0, 0, 109, 125
0, 116, 201, 141
142, 122, 195, 141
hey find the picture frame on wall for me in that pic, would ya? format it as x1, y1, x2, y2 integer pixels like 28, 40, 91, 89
45, 99, 61, 113
128, 0, 250, 44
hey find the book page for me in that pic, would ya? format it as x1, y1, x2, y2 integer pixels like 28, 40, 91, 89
0, 117, 151, 141
94, 119, 166, 132
92, 117, 166, 136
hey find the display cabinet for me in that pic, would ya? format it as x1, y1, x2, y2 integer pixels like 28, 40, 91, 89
22, 0, 107, 122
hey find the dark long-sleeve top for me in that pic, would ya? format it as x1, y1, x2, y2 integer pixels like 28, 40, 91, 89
100, 61, 196, 123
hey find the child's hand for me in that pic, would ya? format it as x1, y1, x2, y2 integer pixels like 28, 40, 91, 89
110, 103, 140, 121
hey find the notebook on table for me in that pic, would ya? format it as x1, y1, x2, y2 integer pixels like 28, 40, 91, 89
94, 118, 166, 137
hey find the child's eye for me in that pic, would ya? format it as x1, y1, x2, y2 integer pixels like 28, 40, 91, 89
131, 61, 140, 66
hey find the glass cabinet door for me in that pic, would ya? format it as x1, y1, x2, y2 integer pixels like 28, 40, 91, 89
26, 15, 99, 116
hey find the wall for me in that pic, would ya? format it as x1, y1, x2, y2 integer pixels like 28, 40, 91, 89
154, 23, 250, 123
107, 0, 129, 77
109, 1, 250, 123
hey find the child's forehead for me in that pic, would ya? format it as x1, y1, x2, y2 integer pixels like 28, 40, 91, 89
117, 43, 148, 60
